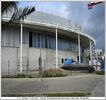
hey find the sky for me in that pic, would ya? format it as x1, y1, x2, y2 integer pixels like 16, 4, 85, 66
18, 1, 105, 49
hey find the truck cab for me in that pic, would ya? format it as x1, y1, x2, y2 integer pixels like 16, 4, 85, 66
64, 58, 75, 65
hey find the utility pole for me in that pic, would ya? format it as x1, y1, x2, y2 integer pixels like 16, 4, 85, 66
39, 40, 43, 96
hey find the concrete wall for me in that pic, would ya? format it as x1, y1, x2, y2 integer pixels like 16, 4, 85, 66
1, 24, 84, 76
1, 47, 18, 76
1, 47, 77, 76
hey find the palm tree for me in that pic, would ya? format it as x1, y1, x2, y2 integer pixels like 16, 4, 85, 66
1, 1, 35, 22
2, 1, 35, 73
1, 1, 18, 14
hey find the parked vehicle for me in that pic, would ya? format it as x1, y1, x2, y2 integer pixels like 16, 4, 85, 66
61, 58, 95, 72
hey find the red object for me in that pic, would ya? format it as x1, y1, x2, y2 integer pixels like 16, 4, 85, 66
88, 1, 103, 10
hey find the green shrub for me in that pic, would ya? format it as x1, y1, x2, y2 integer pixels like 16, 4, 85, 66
96, 71, 105, 75
2, 74, 35, 78
2, 75, 17, 78
28, 75, 34, 78
17, 74, 26, 78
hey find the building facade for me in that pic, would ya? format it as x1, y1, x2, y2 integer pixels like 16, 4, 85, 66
1, 11, 96, 76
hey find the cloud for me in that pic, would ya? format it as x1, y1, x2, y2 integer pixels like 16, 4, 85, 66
18, 2, 70, 19
84, 3, 105, 49
66, 2, 105, 49
35, 2, 71, 20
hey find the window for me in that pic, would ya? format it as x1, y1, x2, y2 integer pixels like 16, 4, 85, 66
62, 58, 64, 63
29, 32, 32, 47
29, 31, 78, 51
45, 36, 47, 48
77, 56, 79, 62
38, 34, 40, 48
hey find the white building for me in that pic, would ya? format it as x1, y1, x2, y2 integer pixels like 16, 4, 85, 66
1, 11, 96, 76
95, 49, 105, 60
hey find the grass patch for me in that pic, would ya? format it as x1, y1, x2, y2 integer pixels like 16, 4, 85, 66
42, 68, 67, 78
45, 92, 91, 97
2, 92, 91, 97
95, 71, 105, 75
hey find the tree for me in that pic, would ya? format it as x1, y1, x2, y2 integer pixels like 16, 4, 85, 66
1, 1, 35, 22
1, 1, 18, 14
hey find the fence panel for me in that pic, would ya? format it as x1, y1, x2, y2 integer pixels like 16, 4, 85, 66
1, 59, 46, 78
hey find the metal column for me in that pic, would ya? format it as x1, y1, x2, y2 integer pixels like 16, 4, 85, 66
90, 40, 92, 65
20, 21, 23, 73
78, 34, 81, 63
0, 1, 2, 97
56, 25, 58, 69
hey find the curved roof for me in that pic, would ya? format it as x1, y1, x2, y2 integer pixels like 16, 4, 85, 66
2, 11, 96, 45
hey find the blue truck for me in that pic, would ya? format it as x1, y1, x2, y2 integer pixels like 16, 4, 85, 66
61, 58, 95, 72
